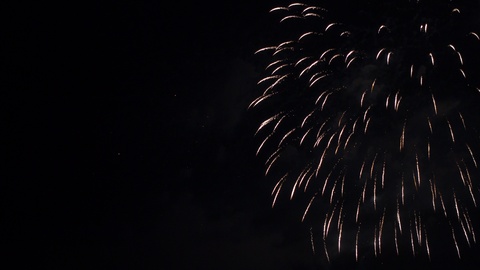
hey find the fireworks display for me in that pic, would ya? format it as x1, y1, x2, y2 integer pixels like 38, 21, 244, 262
251, 0, 480, 262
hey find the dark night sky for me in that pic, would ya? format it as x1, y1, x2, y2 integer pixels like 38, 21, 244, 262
3, 1, 480, 269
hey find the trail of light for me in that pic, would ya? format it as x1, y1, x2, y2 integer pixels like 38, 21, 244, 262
257, 133, 273, 156
459, 112, 466, 130
295, 56, 312, 67
263, 74, 290, 95
361, 178, 368, 203
431, 93, 438, 115
415, 154, 421, 187
457, 51, 464, 65
429, 178, 437, 211
320, 48, 335, 60
360, 90, 367, 107
415, 212, 422, 246
454, 192, 460, 220
271, 174, 288, 207
290, 169, 308, 200
427, 140, 431, 160
272, 63, 292, 74
335, 124, 347, 154
355, 225, 360, 262
324, 241, 330, 263
265, 153, 280, 176
401, 176, 405, 205
314, 133, 327, 149
310, 227, 316, 255
470, 31, 480, 40
451, 224, 461, 259
364, 117, 371, 134
328, 53, 343, 65
456, 162, 467, 187
397, 199, 403, 234
345, 50, 356, 62
338, 218, 343, 253
413, 170, 418, 192
395, 225, 399, 256
302, 5, 326, 13
410, 221, 415, 256
323, 213, 328, 239
280, 15, 303, 23
278, 128, 296, 147
269, 7, 288, 13
356, 197, 362, 223
439, 193, 447, 218
341, 175, 345, 197
310, 73, 329, 87
344, 131, 354, 150
363, 106, 371, 122
321, 92, 333, 110
302, 192, 317, 222
346, 57, 357, 68
273, 115, 287, 133
300, 60, 320, 77
301, 111, 315, 128
378, 25, 388, 34
370, 153, 378, 179
459, 212, 471, 247
266, 59, 285, 70
273, 46, 294, 56
400, 121, 406, 151
379, 208, 385, 255
425, 228, 431, 261
249, 93, 275, 109
325, 23, 340, 32
374, 176, 377, 211
297, 166, 312, 190
300, 127, 313, 146
376, 48, 386, 60
381, 158, 386, 189
427, 117, 433, 133
359, 160, 366, 180
330, 176, 338, 204
337, 202, 344, 230
254, 46, 276, 54
322, 167, 334, 196
256, 113, 280, 135
464, 210, 476, 243
288, 3, 307, 8
304, 172, 315, 192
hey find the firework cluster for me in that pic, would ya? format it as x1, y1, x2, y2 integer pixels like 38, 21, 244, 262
252, 1, 480, 262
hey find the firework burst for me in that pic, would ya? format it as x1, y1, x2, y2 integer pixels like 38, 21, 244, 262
251, 0, 480, 262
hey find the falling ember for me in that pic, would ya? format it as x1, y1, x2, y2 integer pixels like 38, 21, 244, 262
310, 227, 316, 255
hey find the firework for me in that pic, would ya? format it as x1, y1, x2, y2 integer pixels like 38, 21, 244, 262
251, 0, 480, 262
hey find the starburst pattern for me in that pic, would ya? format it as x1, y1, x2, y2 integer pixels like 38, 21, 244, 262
251, 1, 480, 262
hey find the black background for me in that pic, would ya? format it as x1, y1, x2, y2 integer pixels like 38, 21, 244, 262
3, 1, 480, 269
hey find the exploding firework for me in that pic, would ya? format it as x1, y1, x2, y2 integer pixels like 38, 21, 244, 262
251, 0, 480, 262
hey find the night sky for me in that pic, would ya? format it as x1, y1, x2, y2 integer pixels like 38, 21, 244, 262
3, 1, 480, 269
